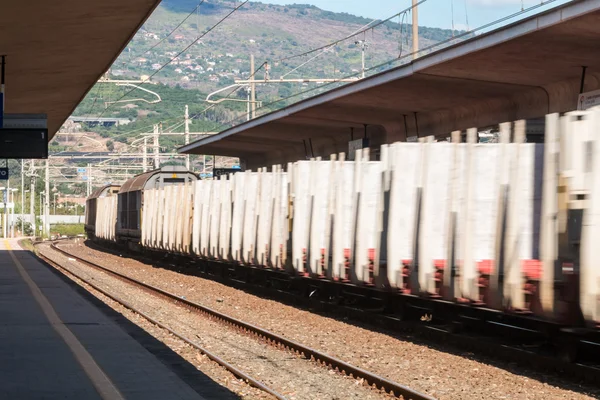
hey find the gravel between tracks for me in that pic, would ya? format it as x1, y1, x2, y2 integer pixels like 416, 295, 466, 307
47, 261, 270, 400
59, 240, 599, 400
39, 243, 394, 400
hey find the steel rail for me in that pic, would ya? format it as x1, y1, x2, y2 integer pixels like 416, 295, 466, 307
36, 247, 288, 400
47, 241, 435, 400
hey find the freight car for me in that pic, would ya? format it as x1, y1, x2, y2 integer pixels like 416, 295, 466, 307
116, 166, 198, 249
85, 184, 120, 240
87, 109, 600, 356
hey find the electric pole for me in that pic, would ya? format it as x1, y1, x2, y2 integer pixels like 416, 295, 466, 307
412, 0, 419, 60
153, 124, 160, 169
143, 137, 148, 172
354, 40, 368, 78
30, 167, 35, 236
87, 163, 92, 196
20, 160, 24, 236
246, 87, 251, 121
250, 54, 256, 119
44, 159, 49, 237
185, 104, 190, 170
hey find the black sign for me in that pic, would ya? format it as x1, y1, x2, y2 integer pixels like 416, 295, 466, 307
0, 128, 49, 159
213, 168, 242, 178
0, 168, 7, 181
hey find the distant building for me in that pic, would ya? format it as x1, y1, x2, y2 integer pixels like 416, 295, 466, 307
151, 63, 161, 70
144, 32, 159, 40
58, 197, 86, 206
68, 117, 131, 127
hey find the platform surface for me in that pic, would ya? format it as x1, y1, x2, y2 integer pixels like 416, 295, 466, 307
0, 239, 230, 400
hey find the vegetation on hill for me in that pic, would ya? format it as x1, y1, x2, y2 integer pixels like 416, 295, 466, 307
67, 0, 465, 161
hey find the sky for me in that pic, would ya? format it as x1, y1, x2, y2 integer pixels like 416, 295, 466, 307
261, 0, 572, 32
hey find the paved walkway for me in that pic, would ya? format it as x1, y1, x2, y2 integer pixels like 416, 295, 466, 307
0, 239, 233, 400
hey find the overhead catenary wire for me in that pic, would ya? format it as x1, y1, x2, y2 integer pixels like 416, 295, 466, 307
274, 0, 427, 63
279, 18, 378, 80
171, 61, 267, 132
398, 11, 409, 57
157, 60, 267, 134
206, 0, 563, 136
95, 0, 249, 121
76, 0, 206, 145
144, 0, 206, 55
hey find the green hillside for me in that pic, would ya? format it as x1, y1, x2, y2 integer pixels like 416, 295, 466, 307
71, 0, 463, 150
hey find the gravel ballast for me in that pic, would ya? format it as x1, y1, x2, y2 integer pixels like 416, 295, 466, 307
39, 243, 396, 400
55, 240, 599, 400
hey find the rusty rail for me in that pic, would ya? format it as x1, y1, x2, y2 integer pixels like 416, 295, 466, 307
46, 241, 435, 400
36, 247, 288, 400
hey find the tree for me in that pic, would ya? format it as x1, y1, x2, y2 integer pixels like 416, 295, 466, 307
106, 140, 115, 152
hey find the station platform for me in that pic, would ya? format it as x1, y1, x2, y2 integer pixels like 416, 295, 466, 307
0, 239, 235, 400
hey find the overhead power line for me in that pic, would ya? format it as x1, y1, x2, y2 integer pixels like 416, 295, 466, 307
170, 61, 267, 132
275, 0, 427, 63
96, 0, 249, 121
144, 0, 206, 54
211, 0, 563, 135
280, 19, 377, 80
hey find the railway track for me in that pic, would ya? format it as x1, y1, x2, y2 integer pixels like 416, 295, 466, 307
37, 241, 434, 400
81, 239, 600, 386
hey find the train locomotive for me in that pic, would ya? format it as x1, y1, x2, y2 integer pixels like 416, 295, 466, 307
86, 109, 600, 356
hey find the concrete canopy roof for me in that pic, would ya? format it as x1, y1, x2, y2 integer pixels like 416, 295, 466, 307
179, 0, 600, 167
1, 0, 162, 139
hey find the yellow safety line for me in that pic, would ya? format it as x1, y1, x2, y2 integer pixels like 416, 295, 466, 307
4, 240, 124, 400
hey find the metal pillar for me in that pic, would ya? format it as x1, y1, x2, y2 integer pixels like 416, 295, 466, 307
250, 54, 256, 119
355, 40, 367, 78
44, 159, 49, 237
246, 88, 251, 121
143, 137, 148, 172
153, 124, 160, 169
185, 105, 190, 170
30, 171, 35, 236
20, 160, 24, 236
2, 180, 7, 239
86, 163, 92, 196
10, 187, 14, 238
412, 0, 419, 60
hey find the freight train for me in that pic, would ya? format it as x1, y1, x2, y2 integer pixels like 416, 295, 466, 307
85, 109, 600, 353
